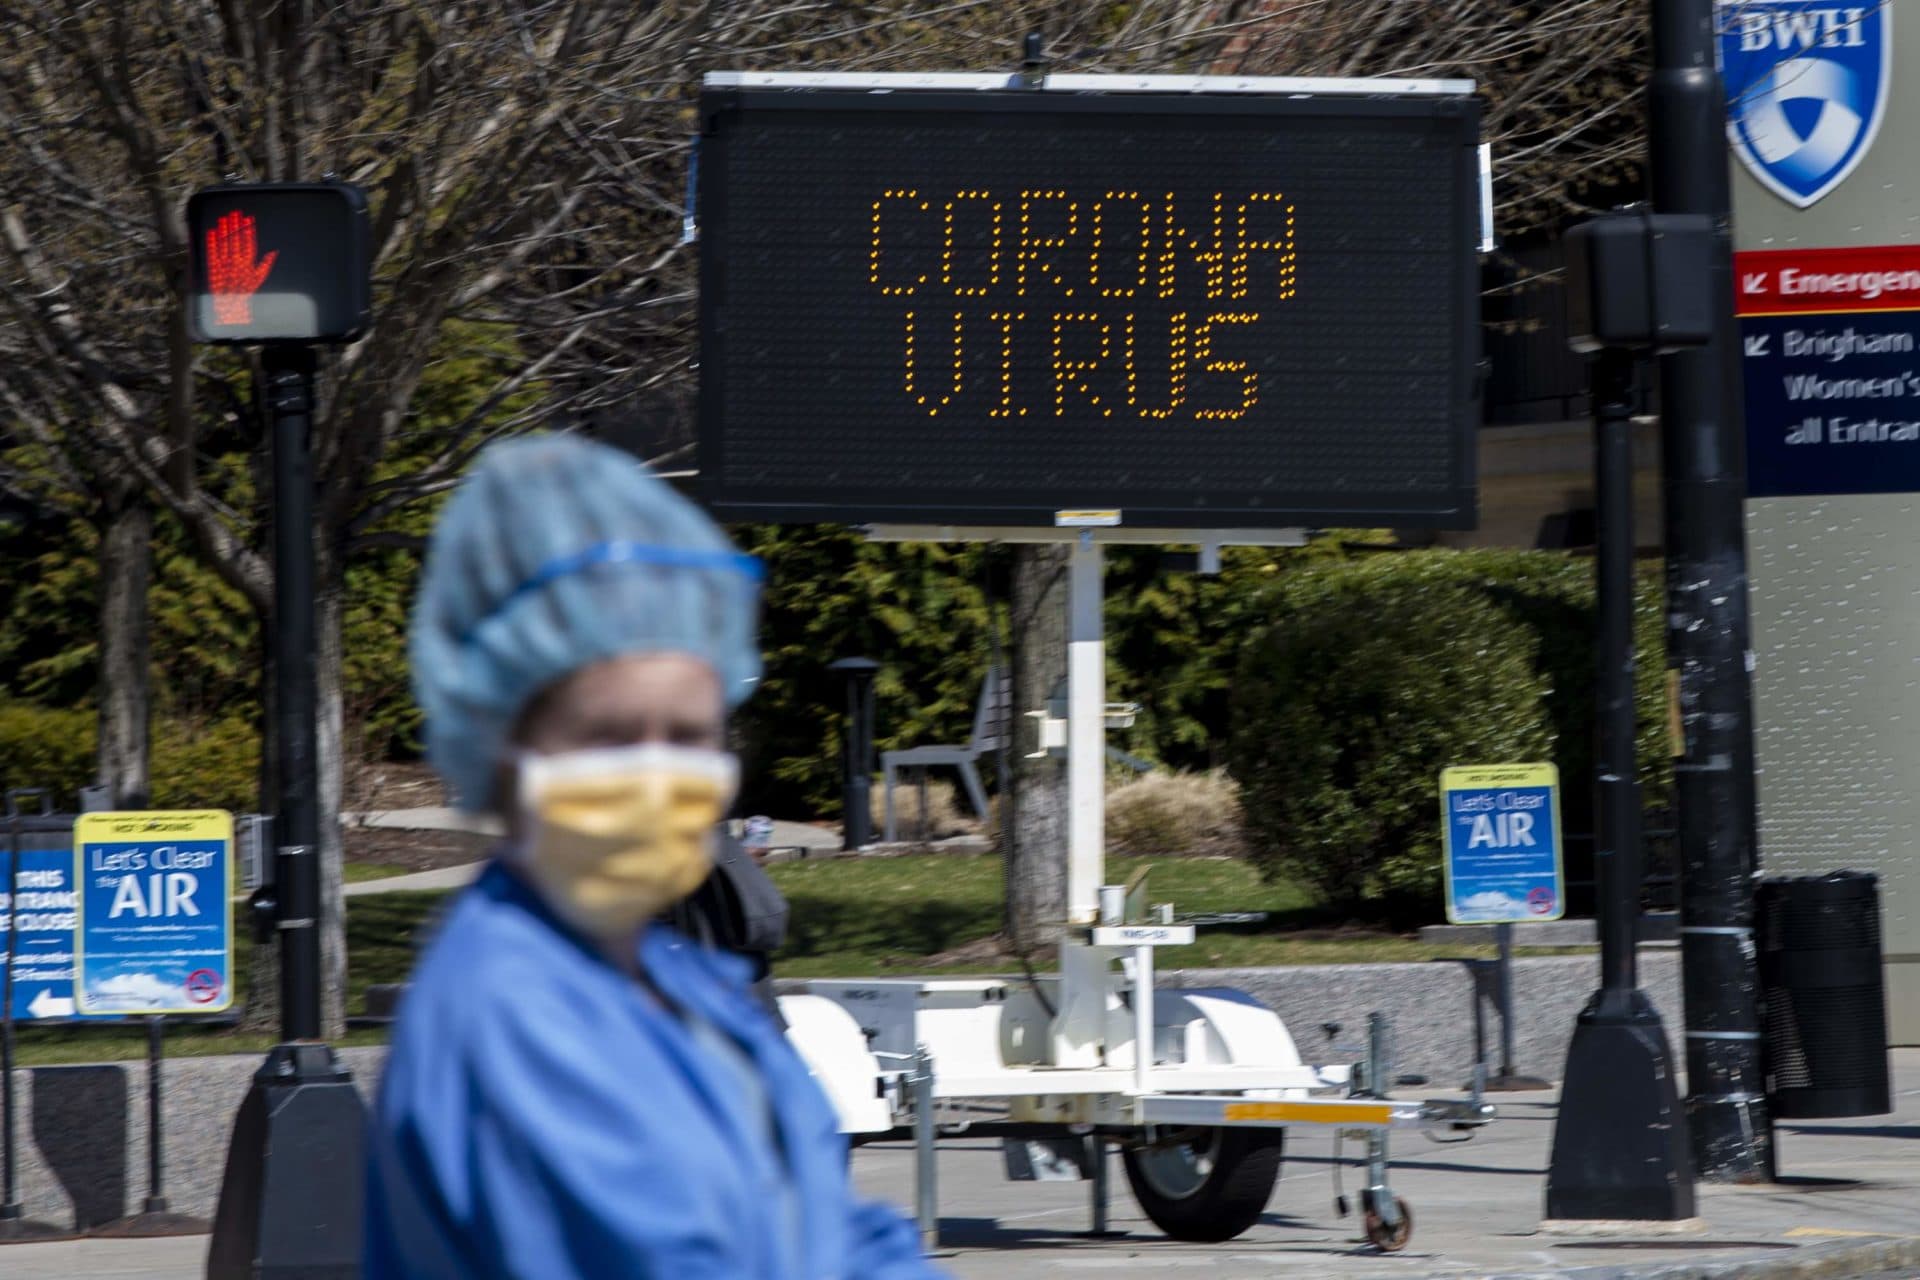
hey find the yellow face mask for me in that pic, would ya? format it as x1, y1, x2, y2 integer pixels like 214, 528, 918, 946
514, 745, 739, 945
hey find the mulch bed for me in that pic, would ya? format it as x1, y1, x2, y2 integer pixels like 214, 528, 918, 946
343, 826, 494, 872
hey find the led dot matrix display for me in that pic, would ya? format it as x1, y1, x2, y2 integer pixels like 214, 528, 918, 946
699, 81, 1481, 528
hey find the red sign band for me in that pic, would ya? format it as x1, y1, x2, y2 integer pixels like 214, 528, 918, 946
1737, 246, 1920, 317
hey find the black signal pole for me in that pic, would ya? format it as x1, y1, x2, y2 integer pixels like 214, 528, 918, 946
1648, 0, 1774, 1182
1545, 346, 1696, 1223
207, 346, 366, 1279
269, 346, 324, 1040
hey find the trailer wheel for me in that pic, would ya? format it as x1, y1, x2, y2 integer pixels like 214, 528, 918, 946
1122, 1128, 1283, 1242
1362, 1194, 1413, 1251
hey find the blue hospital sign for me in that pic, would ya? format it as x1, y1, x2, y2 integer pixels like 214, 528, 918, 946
1719, 0, 1890, 208
1441, 764, 1565, 925
74, 811, 233, 1015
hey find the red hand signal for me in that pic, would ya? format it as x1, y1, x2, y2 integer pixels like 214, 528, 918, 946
206, 210, 278, 325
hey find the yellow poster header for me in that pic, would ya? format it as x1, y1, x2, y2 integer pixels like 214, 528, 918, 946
75, 811, 233, 843
1441, 763, 1558, 793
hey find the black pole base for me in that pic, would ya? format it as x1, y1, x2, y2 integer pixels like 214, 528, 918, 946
1545, 988, 1698, 1223
206, 1043, 367, 1279
1687, 1093, 1777, 1183
88, 1208, 210, 1239
0, 1206, 77, 1244
1484, 1072, 1554, 1093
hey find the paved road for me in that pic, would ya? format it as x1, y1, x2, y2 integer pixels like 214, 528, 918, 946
8, 1053, 1915, 1278
847, 1061, 1920, 1277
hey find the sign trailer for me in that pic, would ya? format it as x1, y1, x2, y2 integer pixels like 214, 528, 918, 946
699, 70, 1494, 1254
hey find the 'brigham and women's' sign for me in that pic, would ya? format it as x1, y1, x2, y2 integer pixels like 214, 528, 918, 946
1738, 245, 1920, 496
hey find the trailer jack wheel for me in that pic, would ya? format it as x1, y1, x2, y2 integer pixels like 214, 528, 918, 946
1122, 1128, 1284, 1243
1362, 1194, 1413, 1252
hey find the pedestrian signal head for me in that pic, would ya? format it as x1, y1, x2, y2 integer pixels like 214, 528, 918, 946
185, 182, 371, 344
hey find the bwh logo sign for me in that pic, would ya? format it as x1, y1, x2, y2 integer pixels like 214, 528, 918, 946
1718, 0, 1890, 208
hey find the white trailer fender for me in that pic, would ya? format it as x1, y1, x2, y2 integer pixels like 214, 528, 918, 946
779, 994, 896, 1134
1155, 987, 1305, 1082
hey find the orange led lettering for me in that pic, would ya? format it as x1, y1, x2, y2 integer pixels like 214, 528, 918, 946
943, 190, 1002, 297
904, 310, 964, 414
989, 311, 1026, 417
872, 189, 931, 296
1052, 313, 1112, 417
1125, 312, 1187, 419
1239, 195, 1297, 301
1091, 192, 1151, 298
1162, 192, 1232, 301
1193, 313, 1258, 419
1018, 191, 1079, 297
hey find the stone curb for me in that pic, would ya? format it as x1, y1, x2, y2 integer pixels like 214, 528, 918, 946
1435, 1234, 1920, 1280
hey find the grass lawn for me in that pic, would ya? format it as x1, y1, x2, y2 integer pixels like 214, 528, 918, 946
14, 889, 449, 1066
344, 860, 411, 883
14, 855, 1587, 1064
769, 852, 1586, 976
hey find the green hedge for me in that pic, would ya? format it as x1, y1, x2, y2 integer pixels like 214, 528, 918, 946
0, 704, 93, 804
1227, 550, 1670, 909
0, 703, 259, 812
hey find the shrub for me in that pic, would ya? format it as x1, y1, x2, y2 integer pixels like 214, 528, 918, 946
150, 715, 260, 812
1227, 549, 1671, 912
0, 703, 94, 804
1105, 769, 1244, 856
1230, 571, 1552, 907
0, 702, 259, 812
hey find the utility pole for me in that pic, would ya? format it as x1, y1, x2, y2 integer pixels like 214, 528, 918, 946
1647, 0, 1775, 1184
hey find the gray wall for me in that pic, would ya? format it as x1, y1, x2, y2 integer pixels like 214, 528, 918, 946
1160, 950, 1681, 1089
6, 1047, 384, 1231
1746, 496, 1920, 1041
1733, 0, 1920, 1043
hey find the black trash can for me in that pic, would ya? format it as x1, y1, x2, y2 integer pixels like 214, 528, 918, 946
1755, 871, 1892, 1118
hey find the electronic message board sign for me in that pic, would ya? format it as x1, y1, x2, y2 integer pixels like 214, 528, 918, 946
697, 73, 1483, 529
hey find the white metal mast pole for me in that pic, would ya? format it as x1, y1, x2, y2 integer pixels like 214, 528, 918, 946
1067, 531, 1104, 924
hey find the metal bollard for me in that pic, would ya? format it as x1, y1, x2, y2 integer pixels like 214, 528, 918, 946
1363, 1013, 1403, 1233
910, 1044, 938, 1252
828, 658, 881, 850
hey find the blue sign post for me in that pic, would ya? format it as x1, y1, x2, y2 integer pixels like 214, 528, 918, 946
74, 812, 233, 1015
1441, 764, 1565, 924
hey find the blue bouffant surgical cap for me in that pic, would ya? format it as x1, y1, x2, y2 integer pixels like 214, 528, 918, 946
410, 435, 763, 809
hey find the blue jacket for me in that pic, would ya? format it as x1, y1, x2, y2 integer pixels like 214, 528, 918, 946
365, 863, 937, 1279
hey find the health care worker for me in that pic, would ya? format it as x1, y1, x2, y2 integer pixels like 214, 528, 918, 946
365, 436, 937, 1278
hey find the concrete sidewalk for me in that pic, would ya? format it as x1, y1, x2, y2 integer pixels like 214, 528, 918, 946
7, 1052, 1914, 1278
848, 1051, 1920, 1277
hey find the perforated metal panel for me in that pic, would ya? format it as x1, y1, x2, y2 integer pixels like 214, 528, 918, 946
697, 84, 1481, 527
1747, 494, 1920, 1042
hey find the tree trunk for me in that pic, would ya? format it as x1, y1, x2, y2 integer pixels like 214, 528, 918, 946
95, 491, 152, 808
315, 578, 348, 1039
1007, 543, 1069, 953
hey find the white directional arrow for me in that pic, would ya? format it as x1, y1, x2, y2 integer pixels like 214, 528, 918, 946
1742, 272, 1769, 295
1744, 334, 1771, 357
27, 988, 73, 1019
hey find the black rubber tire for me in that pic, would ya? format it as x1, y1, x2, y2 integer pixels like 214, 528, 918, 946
1122, 1128, 1284, 1243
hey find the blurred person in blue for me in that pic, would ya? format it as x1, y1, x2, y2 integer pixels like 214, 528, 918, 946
365, 435, 937, 1279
